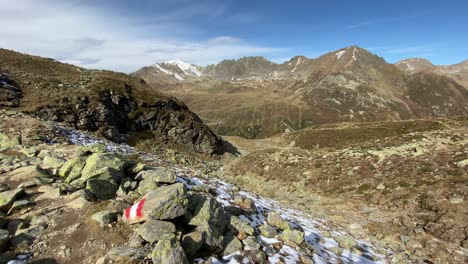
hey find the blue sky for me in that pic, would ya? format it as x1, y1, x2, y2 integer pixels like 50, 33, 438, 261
1, 0, 466, 72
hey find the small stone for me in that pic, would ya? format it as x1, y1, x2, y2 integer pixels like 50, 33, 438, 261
279, 228, 304, 245
136, 219, 175, 244
259, 224, 278, 238
91, 211, 118, 227
0, 188, 24, 212
376, 183, 385, 190
267, 211, 289, 230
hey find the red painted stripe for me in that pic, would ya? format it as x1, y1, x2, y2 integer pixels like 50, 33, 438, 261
125, 206, 131, 219
136, 198, 146, 218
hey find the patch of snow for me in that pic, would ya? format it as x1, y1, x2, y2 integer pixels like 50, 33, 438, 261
164, 59, 202, 76
336, 50, 346, 60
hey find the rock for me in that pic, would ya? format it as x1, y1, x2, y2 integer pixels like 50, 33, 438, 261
259, 224, 278, 238
59, 158, 85, 182
127, 163, 147, 174
181, 230, 205, 258
97, 246, 150, 264
299, 254, 314, 264
125, 183, 188, 224
35, 186, 61, 200
198, 224, 224, 253
80, 153, 127, 182
10, 226, 45, 248
0, 133, 20, 149
86, 178, 119, 200
7, 200, 31, 215
187, 193, 227, 232
335, 235, 357, 251
267, 211, 289, 230
222, 234, 242, 256
80, 143, 107, 155
42, 155, 66, 170
0, 229, 10, 249
66, 196, 90, 209
152, 236, 189, 264
279, 228, 304, 245
136, 219, 175, 244
135, 177, 159, 195
229, 216, 254, 239
7, 166, 44, 182
456, 159, 468, 168
0, 188, 24, 212
91, 211, 118, 227
136, 167, 176, 184
376, 183, 385, 190
243, 236, 261, 250
234, 196, 257, 212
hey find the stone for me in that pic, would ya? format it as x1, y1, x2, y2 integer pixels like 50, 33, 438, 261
259, 224, 278, 238
125, 183, 188, 224
456, 159, 468, 168
136, 219, 175, 244
279, 228, 305, 245
66, 197, 90, 209
86, 178, 119, 200
97, 246, 150, 264
267, 211, 289, 230
35, 186, 61, 200
10, 226, 45, 247
233, 196, 257, 212
187, 193, 227, 232
229, 216, 254, 239
0, 229, 10, 249
335, 235, 357, 251
80, 153, 127, 182
80, 143, 107, 155
136, 167, 176, 184
127, 163, 147, 174
42, 155, 66, 170
152, 236, 189, 264
198, 224, 224, 253
91, 211, 118, 227
7, 166, 44, 182
181, 230, 205, 258
7, 200, 31, 215
0, 188, 24, 212
243, 236, 261, 250
376, 183, 385, 190
222, 234, 242, 256
59, 158, 85, 182
135, 177, 159, 195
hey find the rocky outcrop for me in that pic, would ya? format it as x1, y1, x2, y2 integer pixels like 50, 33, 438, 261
0, 49, 222, 155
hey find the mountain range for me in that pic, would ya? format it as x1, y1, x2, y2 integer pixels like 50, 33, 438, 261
133, 46, 468, 138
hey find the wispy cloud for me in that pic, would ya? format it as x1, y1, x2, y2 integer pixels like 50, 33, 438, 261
0, 0, 284, 72
348, 11, 432, 29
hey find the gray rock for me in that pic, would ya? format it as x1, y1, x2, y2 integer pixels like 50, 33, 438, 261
187, 193, 227, 232
229, 216, 254, 239
136, 219, 175, 244
141, 183, 188, 221
97, 246, 150, 264
222, 234, 242, 256
267, 211, 289, 230
137, 167, 176, 184
181, 230, 205, 258
279, 228, 305, 245
0, 229, 10, 249
91, 211, 118, 227
86, 178, 119, 200
0, 188, 24, 213
152, 236, 189, 264
259, 224, 278, 238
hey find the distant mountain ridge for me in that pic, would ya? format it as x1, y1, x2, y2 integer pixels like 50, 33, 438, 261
133, 46, 468, 138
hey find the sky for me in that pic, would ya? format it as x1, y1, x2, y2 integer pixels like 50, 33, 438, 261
0, 0, 467, 72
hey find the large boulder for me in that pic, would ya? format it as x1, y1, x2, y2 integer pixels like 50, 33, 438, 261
42, 155, 66, 170
181, 230, 205, 258
80, 153, 127, 182
267, 211, 290, 230
198, 224, 224, 253
86, 177, 119, 200
97, 246, 150, 264
222, 234, 242, 257
59, 158, 86, 182
151, 236, 189, 264
279, 228, 305, 245
136, 167, 176, 184
187, 193, 227, 233
0, 188, 24, 212
229, 216, 255, 239
124, 183, 188, 224
136, 219, 176, 244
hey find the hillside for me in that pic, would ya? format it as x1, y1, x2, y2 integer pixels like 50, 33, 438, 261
396, 58, 468, 88
134, 46, 468, 138
0, 49, 222, 155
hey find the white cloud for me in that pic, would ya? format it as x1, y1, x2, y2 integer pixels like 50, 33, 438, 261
0, 0, 284, 72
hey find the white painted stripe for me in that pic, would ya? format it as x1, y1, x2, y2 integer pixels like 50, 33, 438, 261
129, 202, 139, 218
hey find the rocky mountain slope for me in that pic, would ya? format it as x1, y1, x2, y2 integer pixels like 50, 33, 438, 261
134, 46, 468, 138
396, 58, 468, 88
0, 110, 396, 263
0, 49, 222, 155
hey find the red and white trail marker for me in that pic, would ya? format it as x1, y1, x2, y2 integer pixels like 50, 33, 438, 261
124, 198, 146, 224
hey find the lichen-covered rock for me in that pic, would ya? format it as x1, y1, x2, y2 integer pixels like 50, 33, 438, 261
80, 143, 107, 155
279, 228, 305, 245
136, 167, 176, 184
181, 230, 205, 258
136, 219, 175, 244
42, 155, 66, 170
0, 133, 20, 150
97, 246, 150, 264
91, 210, 118, 227
134, 183, 188, 222
267, 211, 290, 230
135, 177, 159, 195
198, 224, 224, 253
234, 196, 257, 212
59, 158, 85, 182
187, 193, 227, 233
86, 178, 119, 200
80, 153, 127, 182
335, 235, 357, 251
0, 229, 10, 249
259, 224, 278, 238
151, 236, 189, 264
229, 216, 254, 239
0, 188, 24, 212
222, 234, 242, 257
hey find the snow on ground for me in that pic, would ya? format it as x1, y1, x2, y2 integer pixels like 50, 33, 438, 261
55, 125, 392, 264
335, 50, 346, 60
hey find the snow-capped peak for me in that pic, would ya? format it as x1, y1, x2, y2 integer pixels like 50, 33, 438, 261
162, 59, 202, 77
